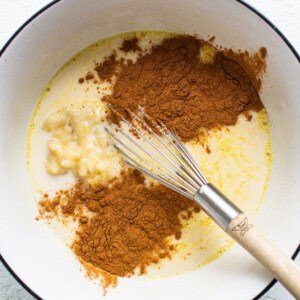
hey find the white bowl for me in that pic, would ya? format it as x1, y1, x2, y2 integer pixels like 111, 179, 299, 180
0, 0, 299, 299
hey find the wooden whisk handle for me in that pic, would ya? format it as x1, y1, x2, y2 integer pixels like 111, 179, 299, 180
195, 185, 300, 298
227, 213, 300, 299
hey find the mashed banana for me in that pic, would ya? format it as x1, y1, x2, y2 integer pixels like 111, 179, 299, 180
43, 105, 122, 185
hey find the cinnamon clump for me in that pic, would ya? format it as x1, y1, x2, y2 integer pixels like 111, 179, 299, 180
79, 259, 118, 296
39, 170, 199, 278
85, 72, 94, 81
95, 54, 118, 82
99, 35, 265, 141
119, 37, 141, 53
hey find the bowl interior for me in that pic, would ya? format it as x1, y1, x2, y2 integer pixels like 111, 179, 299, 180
0, 0, 299, 299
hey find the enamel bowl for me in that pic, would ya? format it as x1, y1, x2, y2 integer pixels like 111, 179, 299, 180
0, 0, 299, 299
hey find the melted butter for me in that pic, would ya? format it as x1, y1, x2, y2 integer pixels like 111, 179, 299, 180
27, 31, 273, 278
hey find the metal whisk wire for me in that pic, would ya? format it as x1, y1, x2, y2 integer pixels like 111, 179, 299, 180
105, 106, 208, 199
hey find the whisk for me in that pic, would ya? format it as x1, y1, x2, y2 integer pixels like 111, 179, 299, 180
105, 106, 300, 298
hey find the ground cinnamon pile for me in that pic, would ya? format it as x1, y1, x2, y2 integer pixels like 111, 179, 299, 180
95, 35, 265, 141
39, 170, 199, 277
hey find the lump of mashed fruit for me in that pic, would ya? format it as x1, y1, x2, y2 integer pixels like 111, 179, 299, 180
43, 106, 122, 185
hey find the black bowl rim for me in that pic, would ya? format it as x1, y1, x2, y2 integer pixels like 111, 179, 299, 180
0, 0, 299, 299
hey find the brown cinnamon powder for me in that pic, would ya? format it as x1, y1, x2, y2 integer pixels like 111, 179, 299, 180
119, 37, 141, 53
95, 53, 118, 82
97, 35, 265, 142
85, 72, 95, 81
39, 170, 199, 278
224, 47, 267, 92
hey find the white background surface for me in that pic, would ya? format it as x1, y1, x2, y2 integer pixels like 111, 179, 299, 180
0, 0, 299, 299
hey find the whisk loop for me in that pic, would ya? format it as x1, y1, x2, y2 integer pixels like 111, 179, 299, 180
105, 104, 241, 230
105, 106, 208, 200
